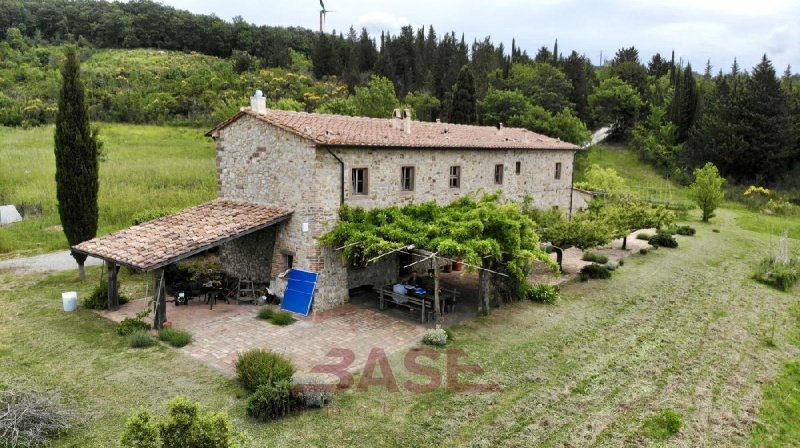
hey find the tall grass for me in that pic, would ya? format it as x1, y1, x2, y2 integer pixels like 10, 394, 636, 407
0, 124, 215, 256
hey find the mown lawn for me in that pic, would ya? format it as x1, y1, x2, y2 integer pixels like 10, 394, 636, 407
1, 207, 798, 447
0, 124, 215, 257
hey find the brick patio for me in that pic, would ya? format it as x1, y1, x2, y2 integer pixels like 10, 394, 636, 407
100, 299, 427, 376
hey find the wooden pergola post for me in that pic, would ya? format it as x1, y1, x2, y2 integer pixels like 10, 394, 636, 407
152, 268, 166, 329
433, 259, 441, 323
106, 261, 119, 311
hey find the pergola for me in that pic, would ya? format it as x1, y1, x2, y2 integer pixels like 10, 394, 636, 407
72, 199, 292, 328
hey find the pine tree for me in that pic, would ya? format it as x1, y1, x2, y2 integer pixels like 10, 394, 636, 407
54, 46, 100, 280
450, 65, 478, 124
676, 63, 698, 142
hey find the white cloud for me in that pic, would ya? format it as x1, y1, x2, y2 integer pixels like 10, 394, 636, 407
356, 11, 412, 33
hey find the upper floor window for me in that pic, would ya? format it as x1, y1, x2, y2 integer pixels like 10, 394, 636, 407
352, 168, 368, 195
515, 161, 521, 174
449, 166, 461, 188
494, 164, 504, 184
555, 162, 562, 180
401, 166, 415, 191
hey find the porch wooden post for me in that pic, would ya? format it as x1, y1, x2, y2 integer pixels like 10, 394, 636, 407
433, 259, 441, 323
106, 261, 119, 311
478, 264, 491, 316
152, 268, 167, 329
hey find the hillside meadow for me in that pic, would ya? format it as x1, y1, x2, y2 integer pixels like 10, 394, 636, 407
0, 123, 216, 257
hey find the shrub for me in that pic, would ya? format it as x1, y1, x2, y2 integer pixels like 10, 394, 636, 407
132, 208, 177, 225
527, 283, 560, 304
581, 251, 609, 264
246, 380, 295, 421
118, 317, 151, 336
636, 232, 654, 241
0, 389, 74, 448
579, 264, 611, 281
257, 307, 275, 320
121, 396, 248, 448
754, 257, 799, 292
712, 228, 720, 233
422, 328, 448, 346
157, 328, 192, 348
675, 225, 696, 236
661, 225, 678, 235
128, 330, 156, 348
618, 259, 625, 266
270, 311, 296, 326
235, 349, 296, 391
81, 281, 130, 310
642, 409, 682, 440
639, 248, 649, 255
443, 327, 455, 342
294, 375, 334, 408
648, 233, 678, 248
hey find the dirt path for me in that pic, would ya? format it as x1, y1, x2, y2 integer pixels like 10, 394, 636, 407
0, 250, 103, 274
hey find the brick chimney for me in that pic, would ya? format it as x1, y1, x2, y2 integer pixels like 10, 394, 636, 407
250, 90, 266, 114
391, 108, 402, 130
402, 108, 412, 134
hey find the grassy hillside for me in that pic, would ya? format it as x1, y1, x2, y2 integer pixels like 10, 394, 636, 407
0, 123, 216, 256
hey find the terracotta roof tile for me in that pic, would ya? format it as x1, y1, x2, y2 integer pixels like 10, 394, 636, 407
72, 200, 292, 271
208, 109, 579, 151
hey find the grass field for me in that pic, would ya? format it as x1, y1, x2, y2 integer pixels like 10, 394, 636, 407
0, 124, 216, 257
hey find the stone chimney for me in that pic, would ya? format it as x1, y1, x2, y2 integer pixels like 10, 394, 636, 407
402, 108, 412, 134
391, 108, 402, 130
250, 90, 266, 114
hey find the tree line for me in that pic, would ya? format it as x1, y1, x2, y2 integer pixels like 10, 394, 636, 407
1, 0, 799, 186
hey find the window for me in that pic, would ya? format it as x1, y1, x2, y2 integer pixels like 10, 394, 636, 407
555, 162, 562, 180
494, 164, 504, 184
352, 168, 368, 194
449, 166, 461, 188
284, 253, 294, 270
515, 161, 521, 174
401, 166, 415, 191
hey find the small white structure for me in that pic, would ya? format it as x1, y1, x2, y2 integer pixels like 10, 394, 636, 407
0, 205, 22, 226
62, 291, 78, 312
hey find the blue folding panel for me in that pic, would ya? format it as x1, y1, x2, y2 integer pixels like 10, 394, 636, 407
281, 268, 319, 316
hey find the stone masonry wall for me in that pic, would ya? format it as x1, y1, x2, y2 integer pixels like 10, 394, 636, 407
328, 146, 576, 211
219, 227, 276, 283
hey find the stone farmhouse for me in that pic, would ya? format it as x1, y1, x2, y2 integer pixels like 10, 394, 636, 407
74, 93, 580, 319
208, 94, 579, 312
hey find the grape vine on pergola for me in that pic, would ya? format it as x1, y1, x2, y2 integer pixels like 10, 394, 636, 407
321, 193, 559, 317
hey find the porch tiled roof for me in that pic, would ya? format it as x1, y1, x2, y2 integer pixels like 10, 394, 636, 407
208, 108, 579, 151
72, 200, 292, 271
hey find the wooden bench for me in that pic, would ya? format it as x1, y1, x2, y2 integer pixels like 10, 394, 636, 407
377, 286, 434, 323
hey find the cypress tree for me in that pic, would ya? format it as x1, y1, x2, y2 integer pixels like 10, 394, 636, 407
450, 65, 478, 124
677, 63, 699, 142
54, 46, 100, 280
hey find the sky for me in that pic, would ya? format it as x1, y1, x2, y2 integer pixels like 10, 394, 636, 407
157, 0, 799, 73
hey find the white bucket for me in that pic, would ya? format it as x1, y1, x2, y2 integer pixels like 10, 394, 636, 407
62, 291, 78, 312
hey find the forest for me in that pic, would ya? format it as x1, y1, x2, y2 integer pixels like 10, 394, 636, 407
1, 0, 799, 188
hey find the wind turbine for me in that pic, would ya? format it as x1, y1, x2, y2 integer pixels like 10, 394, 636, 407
319, 0, 335, 33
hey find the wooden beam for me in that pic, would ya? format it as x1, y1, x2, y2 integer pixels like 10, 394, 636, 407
433, 259, 441, 323
152, 269, 166, 329
106, 261, 119, 311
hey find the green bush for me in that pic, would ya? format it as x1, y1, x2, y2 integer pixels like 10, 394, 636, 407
257, 307, 275, 320
640, 248, 649, 255
648, 233, 679, 248
121, 396, 248, 448
132, 208, 178, 225
581, 251, 609, 264
422, 328, 448, 346
642, 409, 682, 440
157, 328, 192, 348
246, 380, 295, 422
235, 349, 295, 392
754, 258, 799, 292
579, 264, 611, 281
527, 283, 560, 304
294, 375, 334, 409
270, 311, 296, 326
128, 330, 156, 348
81, 281, 130, 310
675, 225, 696, 236
636, 232, 654, 241
118, 318, 152, 336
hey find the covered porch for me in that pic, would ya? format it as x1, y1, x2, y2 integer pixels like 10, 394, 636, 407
72, 199, 292, 328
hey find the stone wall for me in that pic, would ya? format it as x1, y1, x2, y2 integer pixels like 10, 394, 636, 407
347, 254, 400, 290
219, 227, 276, 283
328, 147, 576, 211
